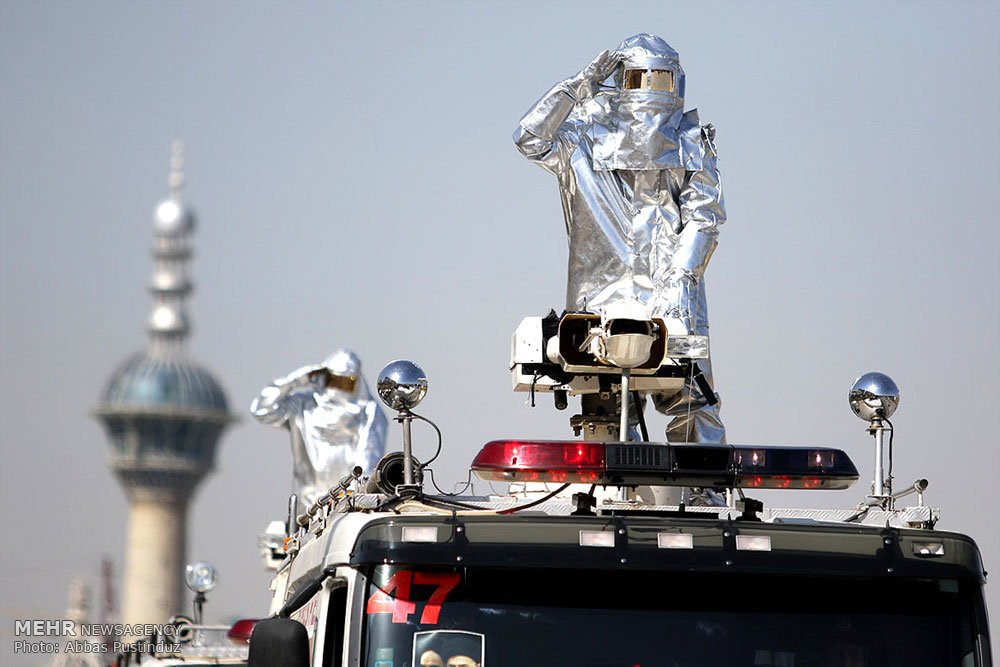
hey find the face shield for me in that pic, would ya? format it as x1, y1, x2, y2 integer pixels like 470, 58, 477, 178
324, 373, 357, 393
622, 68, 675, 93
322, 348, 362, 394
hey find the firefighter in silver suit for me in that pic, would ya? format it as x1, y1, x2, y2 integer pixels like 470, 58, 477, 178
251, 349, 387, 504
514, 33, 726, 443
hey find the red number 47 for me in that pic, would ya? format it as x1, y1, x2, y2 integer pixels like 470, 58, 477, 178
366, 570, 459, 624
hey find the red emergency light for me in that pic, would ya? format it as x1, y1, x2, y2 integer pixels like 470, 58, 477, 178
472, 440, 606, 483
227, 618, 260, 644
471, 440, 858, 490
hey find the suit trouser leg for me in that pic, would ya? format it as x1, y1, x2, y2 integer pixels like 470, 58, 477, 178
652, 358, 726, 444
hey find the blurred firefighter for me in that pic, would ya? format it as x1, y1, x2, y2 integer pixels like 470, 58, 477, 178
251, 348, 387, 504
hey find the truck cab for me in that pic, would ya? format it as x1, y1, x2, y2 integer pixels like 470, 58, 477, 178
252, 436, 991, 666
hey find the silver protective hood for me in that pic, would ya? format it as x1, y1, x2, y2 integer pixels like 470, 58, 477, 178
513, 33, 726, 444
250, 349, 387, 505
614, 33, 686, 100
322, 348, 361, 393
594, 33, 689, 171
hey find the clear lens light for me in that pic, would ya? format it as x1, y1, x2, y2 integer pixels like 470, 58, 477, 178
401, 526, 438, 543
666, 335, 709, 359
185, 561, 217, 593
739, 450, 766, 467
912, 541, 945, 556
657, 533, 694, 549
579, 530, 615, 547
735, 535, 772, 552
808, 450, 836, 469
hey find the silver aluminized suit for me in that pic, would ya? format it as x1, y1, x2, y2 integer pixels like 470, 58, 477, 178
514, 34, 726, 443
250, 349, 387, 504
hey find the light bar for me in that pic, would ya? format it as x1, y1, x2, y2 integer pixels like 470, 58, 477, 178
471, 441, 858, 490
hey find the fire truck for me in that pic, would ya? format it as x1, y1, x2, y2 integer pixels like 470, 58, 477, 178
244, 336, 992, 666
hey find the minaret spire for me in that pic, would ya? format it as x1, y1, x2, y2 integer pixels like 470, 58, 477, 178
148, 140, 195, 356
168, 139, 185, 197
96, 142, 231, 628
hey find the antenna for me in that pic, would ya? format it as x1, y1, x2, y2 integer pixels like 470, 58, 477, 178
168, 139, 185, 197
99, 557, 117, 652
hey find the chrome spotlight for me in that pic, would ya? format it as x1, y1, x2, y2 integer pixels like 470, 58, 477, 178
377, 360, 428, 410
849, 372, 900, 421
184, 561, 217, 593
184, 561, 216, 623
849, 372, 899, 498
376, 361, 429, 491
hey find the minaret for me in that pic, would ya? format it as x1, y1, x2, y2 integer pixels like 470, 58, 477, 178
47, 578, 102, 667
95, 142, 232, 626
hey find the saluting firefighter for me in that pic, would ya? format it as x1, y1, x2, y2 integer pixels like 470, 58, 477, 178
514, 33, 727, 444
251, 348, 387, 505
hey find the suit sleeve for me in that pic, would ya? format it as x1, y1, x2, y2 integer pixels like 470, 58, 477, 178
512, 82, 579, 175
673, 125, 726, 281
249, 365, 322, 427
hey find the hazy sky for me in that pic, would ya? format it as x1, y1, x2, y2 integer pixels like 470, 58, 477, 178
2, 1, 998, 663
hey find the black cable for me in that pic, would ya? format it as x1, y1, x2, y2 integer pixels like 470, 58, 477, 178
844, 505, 871, 523
420, 495, 486, 511
631, 390, 649, 441
885, 418, 895, 480
408, 410, 443, 466
498, 483, 570, 515
373, 494, 402, 512
425, 467, 474, 497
